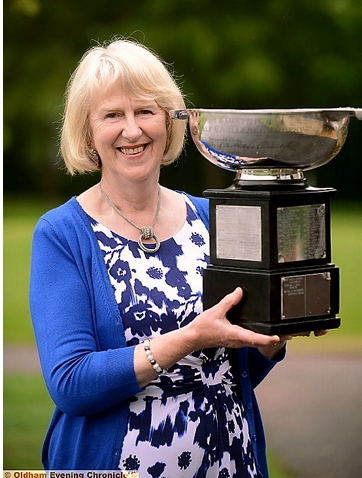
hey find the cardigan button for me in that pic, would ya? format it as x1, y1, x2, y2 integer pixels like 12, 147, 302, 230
241, 371, 248, 378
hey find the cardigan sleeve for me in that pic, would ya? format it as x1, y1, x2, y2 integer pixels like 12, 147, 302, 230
29, 214, 142, 417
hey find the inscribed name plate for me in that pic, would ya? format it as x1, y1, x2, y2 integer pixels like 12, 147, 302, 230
216, 205, 262, 261
281, 272, 331, 320
277, 204, 326, 263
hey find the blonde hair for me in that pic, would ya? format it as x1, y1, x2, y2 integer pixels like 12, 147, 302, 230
60, 39, 187, 174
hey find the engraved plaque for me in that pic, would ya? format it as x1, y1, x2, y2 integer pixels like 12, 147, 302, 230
216, 205, 262, 261
277, 204, 326, 263
281, 273, 331, 320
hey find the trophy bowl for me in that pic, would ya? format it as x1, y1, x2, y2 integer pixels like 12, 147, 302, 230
171, 108, 361, 172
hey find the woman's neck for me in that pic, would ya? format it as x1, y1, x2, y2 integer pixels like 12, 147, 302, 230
99, 176, 161, 215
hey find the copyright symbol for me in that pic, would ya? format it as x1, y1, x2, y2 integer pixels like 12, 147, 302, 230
5, 472, 12, 478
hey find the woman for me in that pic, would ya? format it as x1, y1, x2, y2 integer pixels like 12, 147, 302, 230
30, 39, 309, 477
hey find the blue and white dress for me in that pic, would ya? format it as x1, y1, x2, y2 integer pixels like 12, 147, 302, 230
90, 194, 258, 478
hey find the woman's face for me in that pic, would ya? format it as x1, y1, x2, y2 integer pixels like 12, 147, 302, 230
89, 84, 168, 184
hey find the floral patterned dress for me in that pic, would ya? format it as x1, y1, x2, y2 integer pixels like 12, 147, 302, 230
90, 194, 258, 478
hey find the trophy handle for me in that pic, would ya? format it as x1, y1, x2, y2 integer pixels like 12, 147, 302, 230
170, 109, 189, 120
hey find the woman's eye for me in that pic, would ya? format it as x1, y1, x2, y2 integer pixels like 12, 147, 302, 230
105, 113, 119, 119
138, 109, 154, 115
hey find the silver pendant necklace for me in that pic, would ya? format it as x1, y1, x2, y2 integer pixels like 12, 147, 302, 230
99, 183, 161, 253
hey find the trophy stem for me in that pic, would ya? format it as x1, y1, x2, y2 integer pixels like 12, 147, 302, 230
232, 168, 306, 189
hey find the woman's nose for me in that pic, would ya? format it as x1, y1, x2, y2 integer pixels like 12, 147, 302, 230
121, 115, 142, 141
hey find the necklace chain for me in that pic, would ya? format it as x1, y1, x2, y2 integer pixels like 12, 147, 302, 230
99, 183, 161, 253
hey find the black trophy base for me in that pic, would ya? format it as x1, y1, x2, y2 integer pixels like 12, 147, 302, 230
203, 264, 340, 335
231, 316, 341, 336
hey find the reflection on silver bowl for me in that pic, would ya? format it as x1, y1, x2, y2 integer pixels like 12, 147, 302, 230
171, 108, 361, 172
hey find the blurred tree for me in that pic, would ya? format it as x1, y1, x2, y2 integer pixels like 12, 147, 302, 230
4, 0, 362, 199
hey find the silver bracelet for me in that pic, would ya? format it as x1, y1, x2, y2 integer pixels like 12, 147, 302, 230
143, 339, 167, 375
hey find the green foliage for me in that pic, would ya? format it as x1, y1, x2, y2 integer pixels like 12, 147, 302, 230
3, 0, 362, 199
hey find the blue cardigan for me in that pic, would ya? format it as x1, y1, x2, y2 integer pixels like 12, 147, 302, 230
29, 193, 284, 476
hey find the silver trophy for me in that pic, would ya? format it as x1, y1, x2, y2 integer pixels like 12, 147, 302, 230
172, 108, 362, 334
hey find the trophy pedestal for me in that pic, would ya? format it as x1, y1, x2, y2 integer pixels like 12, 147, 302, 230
203, 186, 340, 335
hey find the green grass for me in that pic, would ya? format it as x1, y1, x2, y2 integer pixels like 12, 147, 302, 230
331, 202, 362, 335
4, 198, 60, 343
3, 375, 54, 469
267, 455, 297, 478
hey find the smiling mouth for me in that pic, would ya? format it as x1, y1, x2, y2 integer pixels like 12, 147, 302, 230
117, 145, 146, 155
